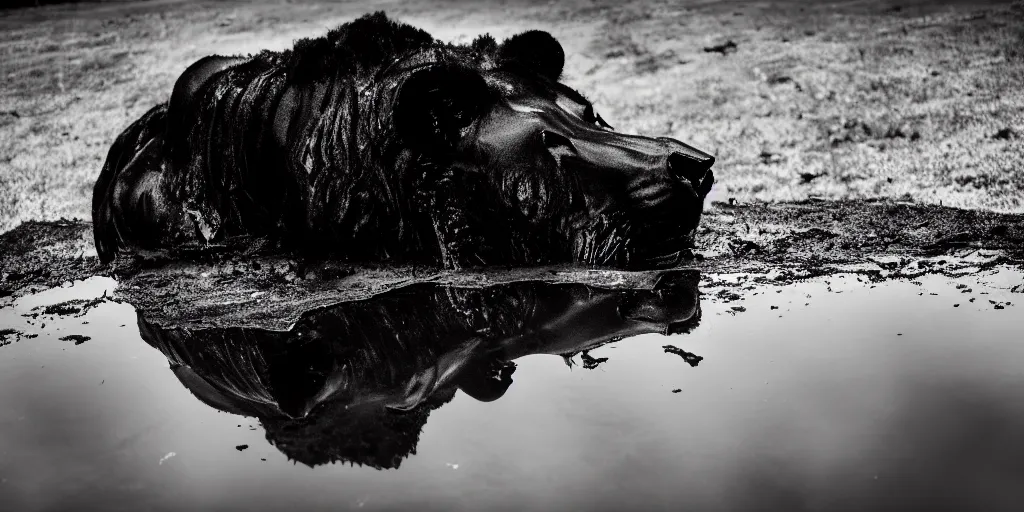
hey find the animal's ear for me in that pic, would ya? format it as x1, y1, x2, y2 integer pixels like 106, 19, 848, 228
498, 30, 564, 80
393, 64, 490, 152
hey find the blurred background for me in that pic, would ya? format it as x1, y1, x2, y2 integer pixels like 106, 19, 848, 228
1, 0, 1021, 233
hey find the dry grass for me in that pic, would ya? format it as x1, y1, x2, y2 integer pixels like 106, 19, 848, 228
1, 0, 1022, 233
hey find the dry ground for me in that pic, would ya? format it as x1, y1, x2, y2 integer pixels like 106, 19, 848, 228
1, 0, 1023, 234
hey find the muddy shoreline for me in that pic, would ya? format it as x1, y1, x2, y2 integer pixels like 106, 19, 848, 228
2, 198, 1022, 329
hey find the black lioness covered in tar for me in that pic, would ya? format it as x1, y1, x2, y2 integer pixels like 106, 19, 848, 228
93, 12, 715, 269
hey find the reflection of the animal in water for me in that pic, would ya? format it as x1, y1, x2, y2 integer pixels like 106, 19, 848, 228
138, 271, 701, 469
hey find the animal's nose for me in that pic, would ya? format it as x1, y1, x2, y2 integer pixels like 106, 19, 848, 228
667, 145, 715, 189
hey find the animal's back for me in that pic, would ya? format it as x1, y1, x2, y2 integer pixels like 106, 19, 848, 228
92, 54, 290, 262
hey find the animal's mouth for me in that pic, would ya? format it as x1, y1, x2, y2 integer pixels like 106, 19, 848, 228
570, 170, 712, 270
569, 212, 700, 270
626, 184, 710, 269
636, 248, 691, 268
625, 232, 696, 269
636, 169, 714, 269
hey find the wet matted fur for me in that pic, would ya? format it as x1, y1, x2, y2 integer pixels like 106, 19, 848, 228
93, 12, 715, 268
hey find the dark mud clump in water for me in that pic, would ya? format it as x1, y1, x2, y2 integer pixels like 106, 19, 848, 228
1, 328, 19, 347
0, 328, 37, 347
41, 302, 83, 315
59, 334, 91, 345
663, 344, 703, 367
36, 296, 112, 317
580, 350, 609, 369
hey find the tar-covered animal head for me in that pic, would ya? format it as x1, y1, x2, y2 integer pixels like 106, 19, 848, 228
386, 30, 715, 269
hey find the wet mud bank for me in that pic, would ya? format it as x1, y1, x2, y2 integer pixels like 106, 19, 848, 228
1, 199, 1022, 329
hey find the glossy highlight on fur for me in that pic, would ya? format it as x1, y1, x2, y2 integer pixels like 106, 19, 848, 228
93, 12, 715, 269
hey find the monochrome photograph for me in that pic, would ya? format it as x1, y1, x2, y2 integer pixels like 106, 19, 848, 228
1, 0, 1022, 510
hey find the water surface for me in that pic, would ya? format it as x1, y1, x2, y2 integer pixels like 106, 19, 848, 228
0, 269, 1022, 511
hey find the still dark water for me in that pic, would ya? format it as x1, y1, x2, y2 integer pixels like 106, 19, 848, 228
1, 268, 1022, 511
